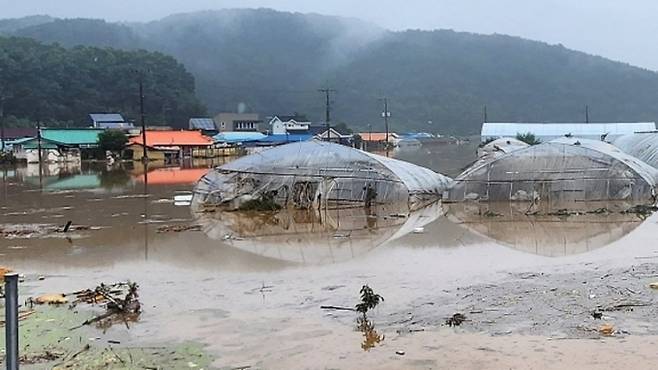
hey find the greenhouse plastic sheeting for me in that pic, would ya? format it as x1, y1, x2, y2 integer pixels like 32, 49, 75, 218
476, 138, 529, 159
612, 133, 658, 169
193, 140, 453, 211
447, 137, 658, 204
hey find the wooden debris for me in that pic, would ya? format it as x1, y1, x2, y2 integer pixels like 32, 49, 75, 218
156, 224, 202, 233
35, 294, 68, 305
599, 323, 615, 336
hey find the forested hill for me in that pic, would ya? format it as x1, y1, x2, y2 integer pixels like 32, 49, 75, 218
4, 9, 658, 134
0, 37, 205, 127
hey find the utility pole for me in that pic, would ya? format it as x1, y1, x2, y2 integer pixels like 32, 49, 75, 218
585, 105, 590, 124
139, 78, 148, 162
319, 88, 335, 141
380, 97, 391, 147
0, 97, 5, 153
483, 105, 488, 123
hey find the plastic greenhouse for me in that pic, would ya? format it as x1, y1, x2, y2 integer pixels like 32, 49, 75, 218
612, 133, 658, 169
447, 138, 658, 205
193, 140, 453, 212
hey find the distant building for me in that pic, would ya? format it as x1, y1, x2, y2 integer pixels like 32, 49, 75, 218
313, 128, 354, 146
189, 118, 218, 135
127, 130, 214, 161
214, 113, 262, 132
481, 122, 657, 142
269, 114, 312, 135
89, 113, 133, 129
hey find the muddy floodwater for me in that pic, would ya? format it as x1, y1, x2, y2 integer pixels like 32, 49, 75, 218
3, 143, 658, 369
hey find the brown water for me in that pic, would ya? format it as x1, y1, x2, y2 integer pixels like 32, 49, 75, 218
2, 143, 658, 369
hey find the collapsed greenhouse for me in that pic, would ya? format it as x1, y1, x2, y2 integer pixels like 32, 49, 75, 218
612, 133, 658, 169
192, 140, 453, 212
446, 137, 658, 206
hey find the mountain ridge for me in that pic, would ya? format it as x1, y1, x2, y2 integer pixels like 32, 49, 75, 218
2, 9, 658, 134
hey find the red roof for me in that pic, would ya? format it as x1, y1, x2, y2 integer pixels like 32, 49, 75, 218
129, 130, 213, 147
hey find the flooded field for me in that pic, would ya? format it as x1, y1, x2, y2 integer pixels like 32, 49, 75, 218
2, 143, 658, 369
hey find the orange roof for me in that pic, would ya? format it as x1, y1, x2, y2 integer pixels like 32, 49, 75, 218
357, 132, 397, 141
129, 130, 213, 147
136, 168, 210, 185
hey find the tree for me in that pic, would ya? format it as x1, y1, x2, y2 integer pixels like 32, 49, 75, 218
516, 132, 542, 146
99, 130, 128, 152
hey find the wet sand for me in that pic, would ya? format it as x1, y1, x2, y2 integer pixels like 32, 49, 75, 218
3, 146, 658, 369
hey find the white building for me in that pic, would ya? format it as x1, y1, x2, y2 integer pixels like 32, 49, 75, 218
269, 115, 312, 135
481, 122, 656, 142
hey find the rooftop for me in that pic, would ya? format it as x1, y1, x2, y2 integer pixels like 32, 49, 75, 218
89, 113, 126, 123
41, 128, 105, 146
189, 118, 217, 131
128, 130, 213, 147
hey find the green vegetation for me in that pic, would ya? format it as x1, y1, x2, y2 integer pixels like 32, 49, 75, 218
0, 305, 214, 369
355, 285, 384, 319
516, 132, 542, 145
4, 9, 658, 134
0, 36, 206, 128
98, 130, 128, 152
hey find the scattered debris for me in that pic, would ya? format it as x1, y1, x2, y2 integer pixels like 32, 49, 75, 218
591, 311, 603, 320
71, 282, 141, 330
598, 323, 615, 336
156, 224, 203, 233
446, 313, 467, 327
34, 294, 69, 305
320, 305, 356, 311
649, 282, 658, 290
622, 205, 658, 220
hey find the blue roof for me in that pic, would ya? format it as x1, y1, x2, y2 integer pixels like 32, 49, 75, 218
256, 134, 313, 144
213, 132, 267, 143
190, 118, 217, 131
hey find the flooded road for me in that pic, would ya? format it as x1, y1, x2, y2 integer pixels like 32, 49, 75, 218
2, 143, 658, 369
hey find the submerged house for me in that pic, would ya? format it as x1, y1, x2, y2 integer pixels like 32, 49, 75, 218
13, 128, 104, 163
127, 130, 213, 161
447, 137, 658, 208
481, 122, 656, 142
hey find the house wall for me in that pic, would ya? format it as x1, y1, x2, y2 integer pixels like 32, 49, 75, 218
215, 113, 261, 132
128, 144, 167, 161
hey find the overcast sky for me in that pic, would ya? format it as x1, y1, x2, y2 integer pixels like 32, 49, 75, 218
3, 0, 658, 70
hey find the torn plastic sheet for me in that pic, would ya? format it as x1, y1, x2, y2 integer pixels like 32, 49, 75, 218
447, 138, 658, 205
192, 140, 453, 212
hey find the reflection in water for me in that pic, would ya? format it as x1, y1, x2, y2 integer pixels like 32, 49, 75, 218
356, 317, 384, 351
194, 202, 445, 265
447, 202, 643, 257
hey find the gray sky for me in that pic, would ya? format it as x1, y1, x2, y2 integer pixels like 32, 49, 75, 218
3, 0, 658, 70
